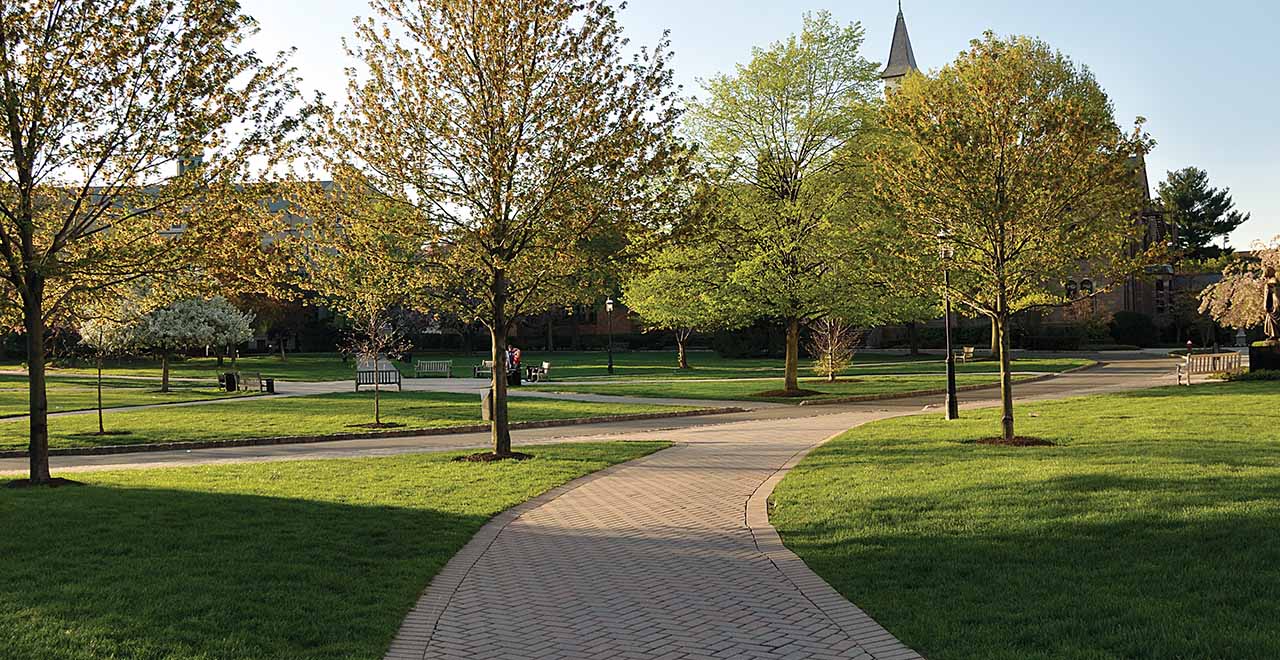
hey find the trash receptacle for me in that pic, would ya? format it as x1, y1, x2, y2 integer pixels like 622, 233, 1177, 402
223, 372, 238, 392
264, 378, 275, 394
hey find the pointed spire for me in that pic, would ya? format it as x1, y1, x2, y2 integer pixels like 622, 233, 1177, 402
881, 3, 918, 81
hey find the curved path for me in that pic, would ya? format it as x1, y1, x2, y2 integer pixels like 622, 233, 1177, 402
384, 359, 1175, 660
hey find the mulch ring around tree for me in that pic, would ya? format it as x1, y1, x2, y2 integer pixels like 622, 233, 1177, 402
971, 436, 1056, 447
5, 477, 85, 489
345, 422, 407, 430
453, 451, 535, 463
751, 389, 824, 399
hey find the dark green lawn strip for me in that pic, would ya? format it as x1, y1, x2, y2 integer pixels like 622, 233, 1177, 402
0, 374, 252, 418
531, 373, 1035, 404
0, 391, 695, 450
770, 381, 1280, 660
0, 441, 668, 660
3, 352, 1093, 383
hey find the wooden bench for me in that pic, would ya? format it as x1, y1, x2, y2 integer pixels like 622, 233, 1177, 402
237, 372, 263, 392
414, 359, 453, 378
356, 358, 402, 391
473, 360, 495, 379
525, 361, 552, 383
954, 346, 975, 363
1177, 352, 1242, 386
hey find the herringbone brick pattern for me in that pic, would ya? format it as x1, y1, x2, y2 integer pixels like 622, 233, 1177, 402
391, 411, 915, 660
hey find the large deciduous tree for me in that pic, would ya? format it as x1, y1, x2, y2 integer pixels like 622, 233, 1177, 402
873, 33, 1153, 442
318, 0, 686, 457
0, 0, 299, 484
685, 12, 883, 393
1159, 167, 1250, 260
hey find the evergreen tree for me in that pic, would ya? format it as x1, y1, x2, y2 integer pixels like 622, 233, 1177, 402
1158, 167, 1250, 259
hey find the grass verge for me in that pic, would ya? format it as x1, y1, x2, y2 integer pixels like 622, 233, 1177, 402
532, 373, 1037, 404
0, 391, 695, 451
0, 374, 251, 418
0, 441, 667, 660
770, 381, 1280, 659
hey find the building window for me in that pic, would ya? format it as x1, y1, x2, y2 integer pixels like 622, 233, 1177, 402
1080, 279, 1094, 296
1065, 280, 1078, 298
1155, 280, 1167, 315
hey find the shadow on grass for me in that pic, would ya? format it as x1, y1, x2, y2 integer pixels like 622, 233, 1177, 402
0, 484, 484, 660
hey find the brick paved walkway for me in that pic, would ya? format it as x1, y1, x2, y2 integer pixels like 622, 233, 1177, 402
387, 409, 919, 660
385, 360, 1175, 660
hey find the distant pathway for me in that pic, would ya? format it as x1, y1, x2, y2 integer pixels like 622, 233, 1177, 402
384, 359, 1173, 660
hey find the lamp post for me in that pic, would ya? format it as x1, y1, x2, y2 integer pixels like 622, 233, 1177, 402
605, 298, 615, 375
938, 229, 959, 420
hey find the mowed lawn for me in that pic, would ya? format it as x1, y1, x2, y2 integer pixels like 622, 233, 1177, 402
0, 442, 668, 660
0, 374, 251, 418
0, 391, 696, 450
4, 352, 1093, 384
530, 373, 1037, 404
771, 381, 1280, 660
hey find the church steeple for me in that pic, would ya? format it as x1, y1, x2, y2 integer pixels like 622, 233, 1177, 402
880, 3, 918, 92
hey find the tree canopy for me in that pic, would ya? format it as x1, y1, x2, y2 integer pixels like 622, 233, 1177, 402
313, 0, 688, 456
684, 11, 887, 392
1158, 166, 1250, 259
873, 32, 1154, 441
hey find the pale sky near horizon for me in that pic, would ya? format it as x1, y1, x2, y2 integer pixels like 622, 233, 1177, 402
242, 0, 1279, 247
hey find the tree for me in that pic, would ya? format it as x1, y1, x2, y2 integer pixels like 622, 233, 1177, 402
1200, 237, 1280, 332
315, 0, 686, 458
806, 317, 864, 382
623, 241, 748, 369
78, 316, 136, 436
873, 33, 1153, 442
133, 297, 252, 392
0, 0, 300, 485
686, 12, 883, 393
1159, 167, 1250, 260
304, 197, 412, 428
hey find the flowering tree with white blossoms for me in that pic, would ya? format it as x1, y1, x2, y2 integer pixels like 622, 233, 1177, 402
132, 297, 254, 392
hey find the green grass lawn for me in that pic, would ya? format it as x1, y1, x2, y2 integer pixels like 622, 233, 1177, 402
530, 373, 1036, 404
0, 390, 696, 450
0, 441, 668, 660
771, 381, 1280, 660
0, 374, 250, 418
3, 351, 1093, 384
2, 353, 376, 383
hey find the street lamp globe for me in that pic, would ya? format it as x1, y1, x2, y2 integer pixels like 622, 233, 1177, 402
605, 298, 615, 313
937, 228, 954, 261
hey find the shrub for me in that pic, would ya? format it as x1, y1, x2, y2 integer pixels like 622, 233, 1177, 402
1224, 369, 1280, 382
1109, 311, 1159, 348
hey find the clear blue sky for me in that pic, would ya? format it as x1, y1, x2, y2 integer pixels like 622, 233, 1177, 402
244, 0, 1278, 247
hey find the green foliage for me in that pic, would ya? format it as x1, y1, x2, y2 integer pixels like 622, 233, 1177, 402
1222, 370, 1280, 382
1158, 166, 1250, 259
0, 442, 667, 659
772, 382, 1280, 659
1108, 311, 1159, 347
874, 32, 1154, 439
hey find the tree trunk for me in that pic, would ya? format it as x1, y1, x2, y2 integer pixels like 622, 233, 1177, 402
990, 317, 998, 355
279, 338, 287, 361
374, 377, 381, 425
546, 316, 555, 352
97, 356, 105, 435
784, 317, 800, 392
906, 321, 920, 356
24, 285, 52, 484
676, 331, 690, 370
996, 311, 1015, 442
490, 269, 512, 456
161, 352, 171, 393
